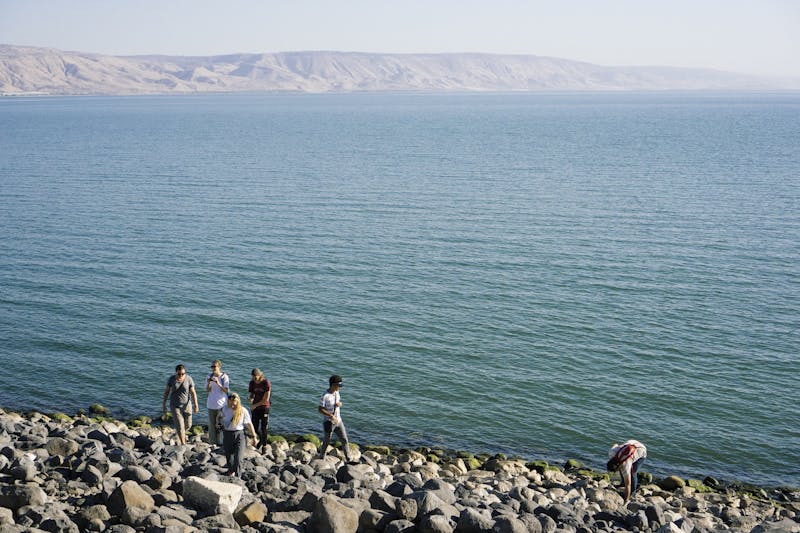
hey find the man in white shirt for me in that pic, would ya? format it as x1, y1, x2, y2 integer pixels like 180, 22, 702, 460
317, 374, 352, 462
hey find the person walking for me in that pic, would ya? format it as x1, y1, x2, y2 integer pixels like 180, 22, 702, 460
607, 439, 647, 501
162, 364, 199, 445
248, 368, 271, 454
218, 392, 256, 477
317, 374, 352, 462
205, 359, 230, 446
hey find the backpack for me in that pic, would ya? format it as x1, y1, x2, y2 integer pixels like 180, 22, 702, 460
607, 443, 636, 471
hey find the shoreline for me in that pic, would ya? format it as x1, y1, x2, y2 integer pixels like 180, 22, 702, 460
1, 405, 798, 532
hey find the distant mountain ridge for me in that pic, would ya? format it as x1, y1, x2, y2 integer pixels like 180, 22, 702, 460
1, 44, 797, 95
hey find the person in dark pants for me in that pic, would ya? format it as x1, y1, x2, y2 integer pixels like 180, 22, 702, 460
248, 368, 271, 454
217, 393, 256, 477
317, 374, 352, 462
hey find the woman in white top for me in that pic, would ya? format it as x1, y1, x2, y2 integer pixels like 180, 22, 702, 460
217, 393, 256, 477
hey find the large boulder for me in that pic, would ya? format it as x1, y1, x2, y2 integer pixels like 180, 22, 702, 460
420, 514, 456, 533
45, 437, 80, 457
235, 500, 268, 526
455, 508, 495, 533
0, 483, 48, 510
107, 480, 155, 516
182, 476, 243, 516
308, 495, 359, 533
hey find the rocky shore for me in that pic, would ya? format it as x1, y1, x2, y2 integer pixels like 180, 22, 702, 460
0, 407, 797, 533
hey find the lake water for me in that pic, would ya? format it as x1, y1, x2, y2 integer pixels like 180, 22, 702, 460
0, 92, 798, 486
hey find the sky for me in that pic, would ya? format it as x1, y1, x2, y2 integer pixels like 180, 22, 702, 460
1, 0, 798, 77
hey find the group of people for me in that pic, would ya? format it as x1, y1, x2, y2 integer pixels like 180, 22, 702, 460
162, 361, 645, 499
162, 362, 350, 477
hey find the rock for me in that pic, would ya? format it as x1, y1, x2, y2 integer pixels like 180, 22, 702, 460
192, 513, 240, 529
82, 464, 105, 485
336, 463, 377, 483
492, 515, 529, 533
645, 504, 665, 527
10, 459, 37, 481
422, 478, 458, 505
404, 491, 455, 520
482, 458, 529, 477
0, 507, 13, 525
182, 476, 243, 516
368, 489, 398, 513
750, 518, 800, 533
385, 519, 417, 533
420, 514, 456, 533
538, 514, 556, 533
455, 508, 495, 533
308, 495, 359, 533
359, 509, 392, 533
396, 497, 418, 522
121, 505, 151, 527
0, 483, 48, 510
107, 480, 156, 516
87, 429, 113, 446
234, 500, 267, 526
45, 437, 80, 457
117, 465, 153, 483
657, 476, 686, 491
81, 504, 112, 522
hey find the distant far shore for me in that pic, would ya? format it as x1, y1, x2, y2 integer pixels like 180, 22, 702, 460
3, 44, 800, 96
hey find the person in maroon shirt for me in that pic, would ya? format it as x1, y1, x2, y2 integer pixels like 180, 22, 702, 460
248, 368, 271, 453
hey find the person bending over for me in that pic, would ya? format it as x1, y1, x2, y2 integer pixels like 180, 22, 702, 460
607, 439, 647, 501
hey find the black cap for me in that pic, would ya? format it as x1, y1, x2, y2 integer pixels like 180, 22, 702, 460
329, 374, 343, 386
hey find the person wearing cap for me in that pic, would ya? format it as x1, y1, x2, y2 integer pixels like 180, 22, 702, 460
608, 439, 647, 501
317, 374, 352, 462
162, 364, 199, 445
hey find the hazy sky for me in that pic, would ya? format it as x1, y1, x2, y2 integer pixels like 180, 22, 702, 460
1, 0, 798, 77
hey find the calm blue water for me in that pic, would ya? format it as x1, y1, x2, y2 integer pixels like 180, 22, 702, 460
1, 93, 798, 486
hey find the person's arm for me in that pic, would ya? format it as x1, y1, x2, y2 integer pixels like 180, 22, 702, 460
218, 374, 230, 395
318, 400, 338, 424
264, 384, 271, 407
246, 422, 256, 439
621, 463, 632, 501
162, 384, 170, 413
191, 383, 199, 413
206, 374, 213, 393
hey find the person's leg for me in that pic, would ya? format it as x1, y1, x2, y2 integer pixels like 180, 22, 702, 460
222, 431, 234, 473
319, 420, 333, 457
171, 407, 186, 444
252, 407, 264, 448
334, 422, 350, 461
208, 409, 219, 445
260, 408, 270, 451
631, 457, 645, 495
184, 410, 193, 440
232, 430, 245, 476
